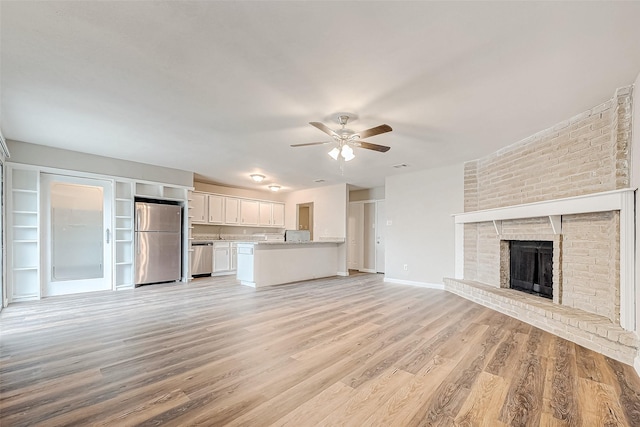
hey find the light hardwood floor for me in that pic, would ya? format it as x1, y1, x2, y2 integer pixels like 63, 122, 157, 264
1, 273, 639, 426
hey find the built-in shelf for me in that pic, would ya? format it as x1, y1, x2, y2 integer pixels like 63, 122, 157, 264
9, 166, 40, 302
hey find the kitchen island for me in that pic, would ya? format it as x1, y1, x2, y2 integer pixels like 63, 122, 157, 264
236, 240, 345, 288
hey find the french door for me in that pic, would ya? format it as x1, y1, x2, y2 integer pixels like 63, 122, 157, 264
42, 174, 113, 296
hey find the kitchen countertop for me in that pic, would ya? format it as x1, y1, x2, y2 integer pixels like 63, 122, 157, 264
237, 240, 344, 245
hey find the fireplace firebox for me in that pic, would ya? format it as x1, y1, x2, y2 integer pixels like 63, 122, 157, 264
509, 241, 553, 299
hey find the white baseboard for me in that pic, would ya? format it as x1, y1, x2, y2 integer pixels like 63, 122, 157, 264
336, 271, 349, 276
383, 278, 444, 290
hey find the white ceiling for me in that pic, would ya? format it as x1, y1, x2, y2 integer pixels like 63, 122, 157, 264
2, 2, 640, 192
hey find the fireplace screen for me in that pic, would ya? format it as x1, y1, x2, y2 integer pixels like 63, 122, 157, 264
509, 241, 553, 299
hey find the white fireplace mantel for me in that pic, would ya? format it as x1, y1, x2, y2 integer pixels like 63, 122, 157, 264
452, 188, 637, 331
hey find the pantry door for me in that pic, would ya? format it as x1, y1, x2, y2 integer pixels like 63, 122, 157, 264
42, 174, 113, 296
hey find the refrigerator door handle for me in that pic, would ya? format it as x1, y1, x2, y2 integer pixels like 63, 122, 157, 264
136, 234, 140, 255
106, 228, 111, 244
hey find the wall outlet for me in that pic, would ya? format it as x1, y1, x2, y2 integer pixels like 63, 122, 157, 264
403, 264, 408, 271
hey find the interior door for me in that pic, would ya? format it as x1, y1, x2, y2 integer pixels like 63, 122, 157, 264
361, 202, 376, 273
42, 174, 113, 296
347, 203, 362, 270
375, 201, 386, 273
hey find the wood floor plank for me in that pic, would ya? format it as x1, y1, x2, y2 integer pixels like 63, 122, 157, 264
1, 273, 639, 426
454, 371, 508, 427
268, 382, 355, 427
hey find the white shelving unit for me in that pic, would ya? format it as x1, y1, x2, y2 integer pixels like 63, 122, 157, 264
115, 181, 135, 290
8, 167, 40, 301
187, 192, 194, 280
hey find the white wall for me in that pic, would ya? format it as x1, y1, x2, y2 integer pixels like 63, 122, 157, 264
284, 183, 348, 239
7, 140, 193, 187
384, 163, 464, 285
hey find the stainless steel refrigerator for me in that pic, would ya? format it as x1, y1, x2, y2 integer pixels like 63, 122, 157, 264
135, 201, 182, 286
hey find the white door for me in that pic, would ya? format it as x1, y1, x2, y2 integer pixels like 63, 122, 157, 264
347, 203, 362, 270
361, 202, 376, 273
42, 174, 113, 296
375, 201, 386, 273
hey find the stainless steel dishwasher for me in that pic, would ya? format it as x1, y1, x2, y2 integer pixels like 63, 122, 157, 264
191, 242, 213, 276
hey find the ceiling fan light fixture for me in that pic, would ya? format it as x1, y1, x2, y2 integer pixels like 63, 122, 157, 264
268, 185, 281, 192
328, 147, 340, 160
250, 174, 265, 182
341, 145, 355, 161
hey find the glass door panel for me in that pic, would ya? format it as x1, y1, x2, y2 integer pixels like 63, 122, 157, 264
51, 183, 104, 281
43, 174, 112, 296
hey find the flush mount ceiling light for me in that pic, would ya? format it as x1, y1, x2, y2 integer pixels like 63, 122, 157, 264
268, 185, 281, 192
250, 174, 265, 182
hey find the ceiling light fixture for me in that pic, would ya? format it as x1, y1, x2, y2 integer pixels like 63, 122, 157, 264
328, 145, 355, 162
268, 185, 281, 192
250, 174, 265, 182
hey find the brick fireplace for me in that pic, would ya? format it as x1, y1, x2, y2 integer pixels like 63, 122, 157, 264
444, 85, 638, 366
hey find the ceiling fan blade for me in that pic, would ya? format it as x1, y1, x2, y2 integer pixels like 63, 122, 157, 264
354, 140, 391, 153
290, 141, 332, 147
357, 124, 392, 139
309, 122, 339, 138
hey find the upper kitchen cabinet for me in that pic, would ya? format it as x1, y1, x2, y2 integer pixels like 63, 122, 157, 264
191, 190, 284, 228
258, 202, 272, 226
224, 197, 240, 225
258, 202, 285, 227
272, 203, 285, 227
208, 195, 224, 224
191, 192, 207, 223
240, 200, 259, 226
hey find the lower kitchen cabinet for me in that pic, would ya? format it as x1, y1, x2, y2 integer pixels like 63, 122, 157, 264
212, 241, 238, 276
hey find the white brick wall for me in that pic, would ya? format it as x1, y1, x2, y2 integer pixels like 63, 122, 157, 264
464, 86, 632, 212
462, 86, 631, 323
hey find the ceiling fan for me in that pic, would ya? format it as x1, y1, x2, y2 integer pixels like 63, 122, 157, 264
291, 114, 392, 162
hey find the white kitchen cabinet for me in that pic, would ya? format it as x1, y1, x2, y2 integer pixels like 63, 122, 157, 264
258, 202, 285, 227
191, 192, 207, 223
258, 202, 273, 226
213, 242, 231, 273
231, 243, 238, 270
213, 241, 237, 275
224, 197, 240, 225
272, 203, 285, 227
240, 200, 259, 226
208, 195, 224, 224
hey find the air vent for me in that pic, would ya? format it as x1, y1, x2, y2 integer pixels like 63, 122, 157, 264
392, 163, 409, 169
313, 179, 325, 183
